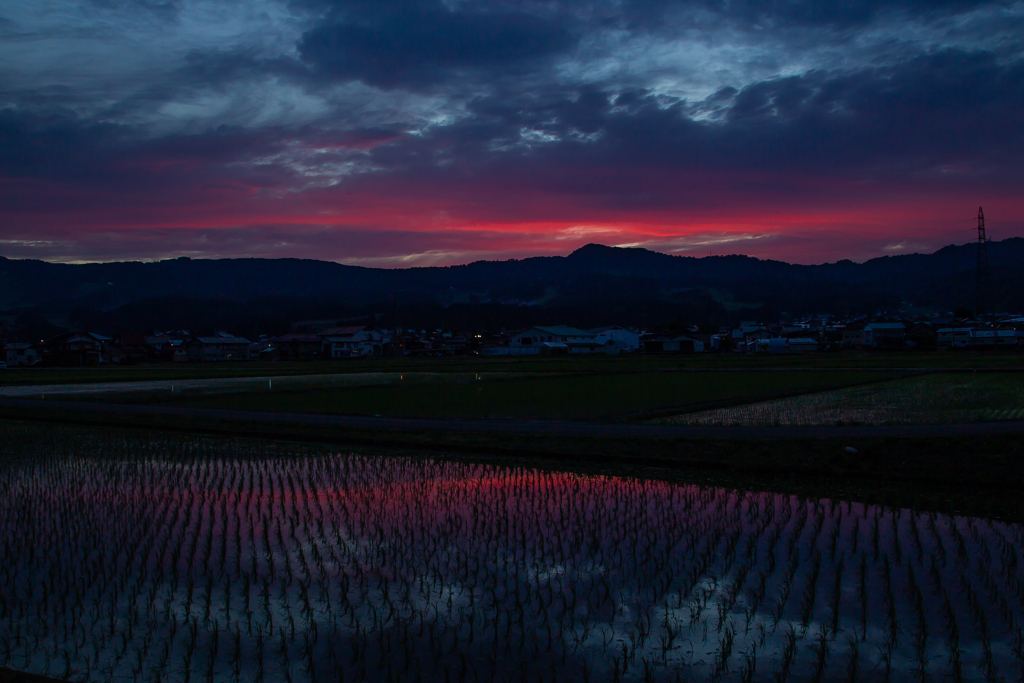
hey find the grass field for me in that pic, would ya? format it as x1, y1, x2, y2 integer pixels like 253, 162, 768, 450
658, 372, 1024, 426
160, 369, 905, 421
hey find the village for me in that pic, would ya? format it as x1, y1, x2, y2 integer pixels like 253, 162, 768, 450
4, 314, 1024, 367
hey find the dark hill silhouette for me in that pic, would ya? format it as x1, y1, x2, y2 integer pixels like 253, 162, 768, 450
1, 238, 1021, 336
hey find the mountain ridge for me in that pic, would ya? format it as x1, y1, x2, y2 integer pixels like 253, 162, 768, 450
1, 239, 1022, 336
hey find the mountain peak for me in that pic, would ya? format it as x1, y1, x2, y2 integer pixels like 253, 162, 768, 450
568, 243, 624, 258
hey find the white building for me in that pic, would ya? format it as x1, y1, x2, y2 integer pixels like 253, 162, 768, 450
320, 326, 385, 358
997, 329, 1019, 346
952, 328, 973, 348
4, 343, 38, 367
669, 336, 705, 353
590, 326, 641, 353
970, 329, 1017, 348
509, 326, 605, 354
863, 322, 905, 348
767, 337, 819, 354
185, 335, 252, 362
788, 337, 820, 353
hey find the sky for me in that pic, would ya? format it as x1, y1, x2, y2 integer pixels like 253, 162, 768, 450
1, 0, 1023, 267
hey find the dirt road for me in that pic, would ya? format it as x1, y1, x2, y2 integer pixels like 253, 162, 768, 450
0, 371, 503, 398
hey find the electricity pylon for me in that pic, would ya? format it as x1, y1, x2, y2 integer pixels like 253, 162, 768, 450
975, 206, 990, 317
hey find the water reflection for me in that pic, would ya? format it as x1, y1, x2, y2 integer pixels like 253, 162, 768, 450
1, 422, 1022, 682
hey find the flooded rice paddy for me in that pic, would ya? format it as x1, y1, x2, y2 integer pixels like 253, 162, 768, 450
1, 421, 1023, 682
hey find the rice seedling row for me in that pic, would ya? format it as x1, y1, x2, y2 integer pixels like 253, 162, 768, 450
1, 421, 1022, 682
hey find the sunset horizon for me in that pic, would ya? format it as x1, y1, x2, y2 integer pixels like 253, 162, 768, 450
1, 228, 1017, 269
3, 1, 1022, 266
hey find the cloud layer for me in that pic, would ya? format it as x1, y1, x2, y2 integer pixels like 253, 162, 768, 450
1, 0, 1022, 265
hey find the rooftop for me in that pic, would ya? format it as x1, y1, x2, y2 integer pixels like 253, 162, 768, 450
530, 325, 595, 337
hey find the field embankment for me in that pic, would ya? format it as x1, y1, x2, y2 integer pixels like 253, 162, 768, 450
0, 668, 60, 683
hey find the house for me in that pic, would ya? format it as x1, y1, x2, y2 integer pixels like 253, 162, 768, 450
404, 336, 436, 356
480, 334, 512, 355
39, 332, 109, 366
730, 322, 770, 350
804, 317, 829, 330
386, 331, 468, 357
319, 326, 385, 358
109, 331, 149, 364
669, 336, 705, 353
185, 334, 252, 362
952, 328, 974, 349
863, 322, 905, 348
732, 323, 772, 352
941, 324, 1015, 349
254, 344, 281, 362
820, 324, 845, 348
639, 334, 664, 353
996, 328, 1019, 347
290, 319, 345, 334
641, 334, 705, 353
767, 337, 819, 354
271, 333, 322, 361
788, 337, 820, 353
145, 334, 187, 361
510, 326, 603, 354
435, 335, 469, 356
591, 327, 641, 353
968, 329, 997, 347
4, 342, 38, 367
905, 323, 937, 350
967, 328, 1015, 348
841, 320, 867, 347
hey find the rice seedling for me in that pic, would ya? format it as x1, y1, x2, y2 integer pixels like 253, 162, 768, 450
808, 625, 830, 683
0, 420, 1022, 681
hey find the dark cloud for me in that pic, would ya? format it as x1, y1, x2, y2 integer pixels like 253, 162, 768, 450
280, 47, 1018, 235
0, 109, 125, 182
86, 0, 183, 17
618, 0, 1014, 30
730, 0, 1010, 26
711, 49, 1024, 174
178, 49, 305, 88
3, 47, 1022, 222
299, 0, 573, 87
0, 109, 279, 187
401, 49, 1021, 174
294, 0, 1019, 92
